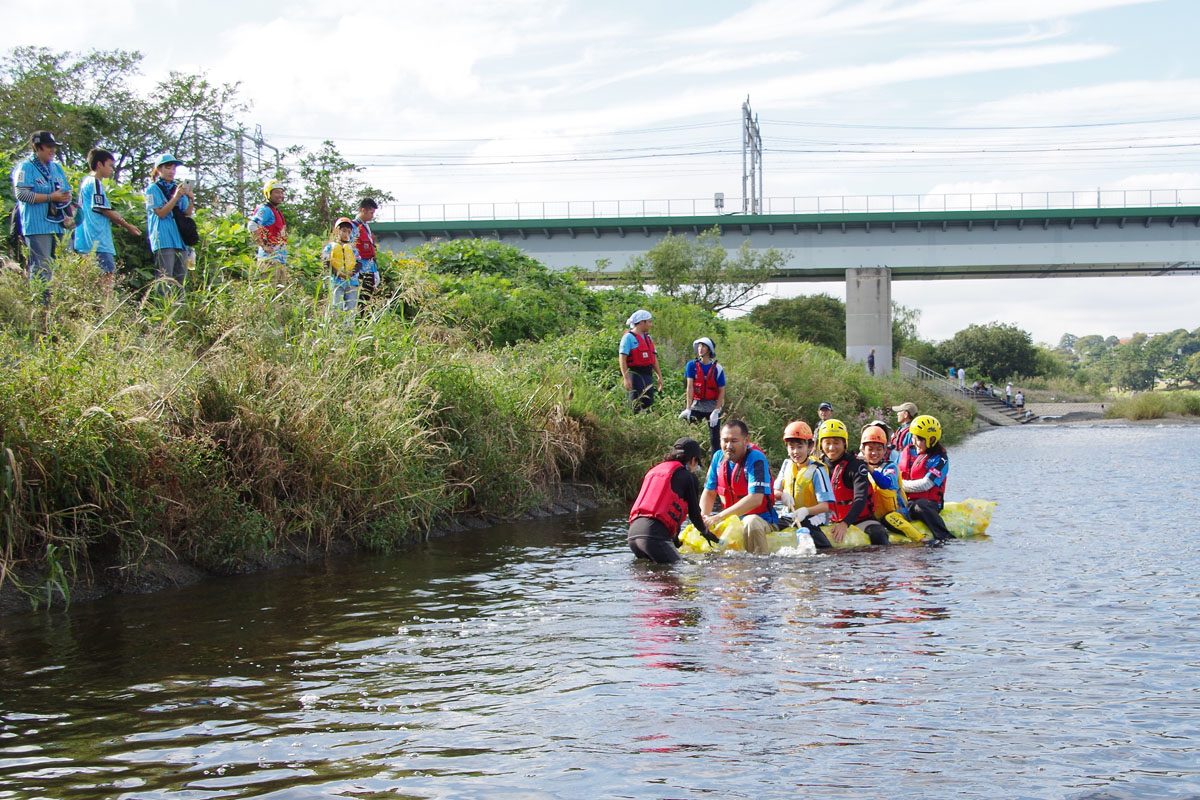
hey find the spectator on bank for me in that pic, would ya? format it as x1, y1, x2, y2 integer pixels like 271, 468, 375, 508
1005, 381, 1013, 407
352, 198, 381, 302
74, 148, 141, 297
957, 366, 966, 390
11, 131, 73, 302
867, 348, 876, 376
248, 179, 288, 284
619, 309, 662, 413
145, 154, 194, 296
1015, 390, 1025, 412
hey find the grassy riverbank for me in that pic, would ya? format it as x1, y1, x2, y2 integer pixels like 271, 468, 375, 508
1103, 390, 1200, 420
0, 242, 970, 607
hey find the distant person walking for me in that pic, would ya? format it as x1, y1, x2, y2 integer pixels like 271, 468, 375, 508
957, 366, 966, 390
619, 309, 662, 413
867, 348, 876, 376
1005, 381, 1013, 407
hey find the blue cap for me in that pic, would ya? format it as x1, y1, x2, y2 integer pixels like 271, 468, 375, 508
154, 154, 184, 169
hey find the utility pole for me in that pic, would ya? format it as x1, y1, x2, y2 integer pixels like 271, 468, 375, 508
742, 97, 763, 214
236, 125, 246, 216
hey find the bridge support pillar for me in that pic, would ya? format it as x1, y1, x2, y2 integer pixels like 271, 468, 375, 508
845, 267, 892, 377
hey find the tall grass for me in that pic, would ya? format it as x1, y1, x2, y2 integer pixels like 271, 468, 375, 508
1105, 391, 1200, 420
0, 248, 973, 600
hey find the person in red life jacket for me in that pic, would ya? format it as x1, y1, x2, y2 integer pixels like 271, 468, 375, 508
890, 402, 918, 461
351, 197, 380, 302
619, 309, 663, 413
248, 179, 288, 284
628, 437, 719, 563
818, 419, 890, 546
898, 415, 954, 541
679, 336, 725, 454
700, 419, 779, 555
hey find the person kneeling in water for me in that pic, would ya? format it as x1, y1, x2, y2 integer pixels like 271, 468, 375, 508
898, 415, 954, 541
819, 419, 890, 546
628, 438, 719, 563
701, 419, 779, 555
773, 420, 833, 542
859, 424, 925, 542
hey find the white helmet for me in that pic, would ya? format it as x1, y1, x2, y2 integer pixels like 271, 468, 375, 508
692, 337, 716, 357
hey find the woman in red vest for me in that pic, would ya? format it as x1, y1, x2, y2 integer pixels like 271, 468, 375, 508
628, 438, 718, 563
679, 336, 726, 454
619, 309, 663, 413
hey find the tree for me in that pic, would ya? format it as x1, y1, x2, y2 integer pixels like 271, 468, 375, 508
748, 293, 845, 351
289, 140, 394, 237
625, 226, 786, 314
1057, 332, 1077, 352
935, 322, 1037, 381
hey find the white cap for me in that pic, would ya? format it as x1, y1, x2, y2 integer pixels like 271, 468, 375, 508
626, 309, 652, 328
692, 337, 716, 357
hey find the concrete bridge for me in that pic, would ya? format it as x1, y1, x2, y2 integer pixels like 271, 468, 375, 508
373, 203, 1200, 376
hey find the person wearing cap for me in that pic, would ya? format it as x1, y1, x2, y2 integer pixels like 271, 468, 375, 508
701, 418, 778, 554
323, 218, 362, 322
145, 154, 194, 294
248, 179, 288, 283
74, 148, 141, 297
351, 198, 381, 302
628, 437, 718, 564
619, 309, 663, 412
10, 131, 74, 298
680, 336, 725, 453
814, 401, 834, 440
890, 402, 918, 459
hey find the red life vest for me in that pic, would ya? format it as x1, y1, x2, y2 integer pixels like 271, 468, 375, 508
889, 423, 910, 453
628, 461, 689, 534
715, 444, 773, 516
352, 219, 376, 260
627, 332, 657, 370
690, 361, 720, 403
898, 448, 948, 507
829, 456, 873, 523
257, 203, 287, 247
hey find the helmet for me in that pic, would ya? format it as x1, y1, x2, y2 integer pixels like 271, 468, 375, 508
782, 420, 813, 442
693, 337, 716, 358
263, 179, 286, 200
817, 418, 848, 444
909, 415, 942, 448
334, 217, 355, 229
860, 425, 887, 446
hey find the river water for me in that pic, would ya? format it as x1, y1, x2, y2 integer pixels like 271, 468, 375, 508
1, 424, 1198, 799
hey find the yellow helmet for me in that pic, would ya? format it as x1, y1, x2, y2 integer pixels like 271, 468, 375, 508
909, 415, 942, 448
263, 179, 286, 200
817, 418, 848, 444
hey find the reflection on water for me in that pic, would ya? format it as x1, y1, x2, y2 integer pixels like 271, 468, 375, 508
1, 424, 1199, 799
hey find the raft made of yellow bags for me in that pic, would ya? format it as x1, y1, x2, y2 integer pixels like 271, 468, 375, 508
678, 499, 996, 554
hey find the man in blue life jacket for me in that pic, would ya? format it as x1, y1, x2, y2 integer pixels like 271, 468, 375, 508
700, 418, 778, 555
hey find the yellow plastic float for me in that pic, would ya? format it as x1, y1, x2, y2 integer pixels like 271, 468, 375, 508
677, 499, 995, 554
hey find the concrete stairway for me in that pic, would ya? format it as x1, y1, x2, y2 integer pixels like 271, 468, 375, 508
897, 357, 1038, 426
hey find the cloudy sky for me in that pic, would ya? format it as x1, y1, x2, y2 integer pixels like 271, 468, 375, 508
5, 0, 1198, 345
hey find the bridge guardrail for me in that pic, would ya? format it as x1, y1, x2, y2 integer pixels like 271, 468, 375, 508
378, 189, 1200, 223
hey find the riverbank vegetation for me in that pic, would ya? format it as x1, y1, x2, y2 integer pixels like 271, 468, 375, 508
0, 232, 970, 607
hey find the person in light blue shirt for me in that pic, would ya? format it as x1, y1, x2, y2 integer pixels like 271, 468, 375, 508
145, 154, 194, 295
10, 131, 73, 294
74, 148, 141, 296
248, 178, 288, 283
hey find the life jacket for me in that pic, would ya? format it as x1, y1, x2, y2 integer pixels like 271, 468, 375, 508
716, 444, 773, 516
352, 219, 376, 259
898, 447, 948, 508
329, 242, 358, 280
779, 458, 821, 511
627, 332, 657, 371
828, 455, 873, 524
864, 461, 904, 516
889, 423, 910, 454
691, 360, 720, 402
628, 461, 689, 534
257, 203, 287, 246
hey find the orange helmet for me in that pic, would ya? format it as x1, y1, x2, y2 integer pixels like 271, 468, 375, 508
783, 420, 813, 442
860, 425, 888, 446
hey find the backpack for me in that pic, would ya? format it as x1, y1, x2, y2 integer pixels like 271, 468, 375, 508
172, 205, 199, 247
